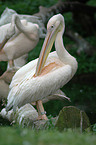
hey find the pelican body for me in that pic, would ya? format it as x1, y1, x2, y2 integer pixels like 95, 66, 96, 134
6, 14, 78, 120
0, 54, 28, 101
0, 14, 39, 68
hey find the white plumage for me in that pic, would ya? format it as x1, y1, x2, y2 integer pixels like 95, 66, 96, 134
6, 14, 78, 119
0, 14, 39, 68
7, 52, 72, 109
0, 54, 28, 101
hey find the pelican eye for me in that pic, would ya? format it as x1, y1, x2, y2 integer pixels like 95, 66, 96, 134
48, 25, 54, 32
51, 25, 54, 29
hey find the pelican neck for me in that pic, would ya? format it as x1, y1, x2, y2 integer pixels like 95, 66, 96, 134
55, 31, 71, 63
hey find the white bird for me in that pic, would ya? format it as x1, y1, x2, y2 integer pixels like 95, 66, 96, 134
0, 14, 39, 68
0, 54, 28, 101
0, 104, 38, 124
0, 70, 16, 100
6, 14, 78, 120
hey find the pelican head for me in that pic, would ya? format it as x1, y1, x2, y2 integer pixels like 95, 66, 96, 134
35, 14, 65, 76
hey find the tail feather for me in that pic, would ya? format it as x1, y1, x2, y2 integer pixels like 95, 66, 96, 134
6, 103, 13, 111
6, 86, 18, 111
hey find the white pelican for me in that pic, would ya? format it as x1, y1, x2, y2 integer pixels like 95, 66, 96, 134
0, 69, 16, 101
0, 14, 39, 68
0, 54, 28, 101
0, 53, 67, 102
6, 14, 78, 120
0, 104, 38, 124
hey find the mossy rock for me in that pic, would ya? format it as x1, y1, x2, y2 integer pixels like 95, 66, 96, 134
55, 106, 90, 132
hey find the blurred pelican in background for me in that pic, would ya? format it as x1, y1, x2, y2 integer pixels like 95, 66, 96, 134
0, 14, 39, 69
0, 54, 28, 101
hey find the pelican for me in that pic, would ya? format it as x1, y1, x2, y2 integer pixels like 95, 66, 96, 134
6, 14, 78, 120
0, 54, 28, 101
0, 14, 39, 68
0, 69, 16, 101
0, 54, 67, 102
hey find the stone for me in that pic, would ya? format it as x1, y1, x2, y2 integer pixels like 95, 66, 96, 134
55, 106, 90, 132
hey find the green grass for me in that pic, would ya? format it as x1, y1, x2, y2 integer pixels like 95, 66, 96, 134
0, 126, 96, 145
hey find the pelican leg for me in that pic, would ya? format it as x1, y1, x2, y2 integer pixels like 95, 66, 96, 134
36, 100, 48, 120
8, 60, 14, 69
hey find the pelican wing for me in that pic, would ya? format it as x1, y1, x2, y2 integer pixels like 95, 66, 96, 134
9, 51, 57, 88
41, 89, 70, 103
9, 58, 38, 88
0, 19, 27, 49
0, 24, 10, 44
7, 63, 72, 111
0, 24, 10, 49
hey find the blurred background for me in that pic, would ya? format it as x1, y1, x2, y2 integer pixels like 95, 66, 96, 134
0, 0, 96, 125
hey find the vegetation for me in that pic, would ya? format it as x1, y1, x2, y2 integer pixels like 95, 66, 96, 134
0, 126, 96, 145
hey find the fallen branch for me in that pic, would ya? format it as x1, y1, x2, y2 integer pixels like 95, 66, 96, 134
34, 0, 96, 24
65, 30, 96, 55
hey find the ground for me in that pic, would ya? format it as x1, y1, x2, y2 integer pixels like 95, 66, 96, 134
0, 126, 96, 145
